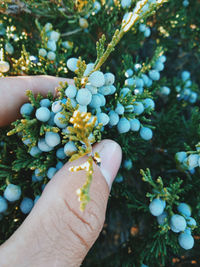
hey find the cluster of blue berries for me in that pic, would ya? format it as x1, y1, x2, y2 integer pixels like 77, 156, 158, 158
175, 71, 198, 104
149, 200, 196, 250
139, 23, 151, 38
175, 147, 200, 173
0, 183, 34, 216
38, 23, 61, 61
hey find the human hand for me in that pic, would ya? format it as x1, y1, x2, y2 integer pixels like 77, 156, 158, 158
0, 76, 122, 267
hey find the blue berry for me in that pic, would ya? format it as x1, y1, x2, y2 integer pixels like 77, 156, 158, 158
187, 217, 196, 227
35, 107, 51, 122
149, 198, 164, 216
143, 98, 155, 110
187, 154, 199, 168
121, 0, 132, 8
157, 211, 168, 225
39, 48, 47, 57
149, 70, 160, 81
125, 78, 135, 86
88, 71, 105, 87
154, 61, 164, 71
139, 24, 146, 32
144, 27, 151, 37
178, 232, 194, 250
177, 203, 191, 217
20, 103, 34, 116
45, 132, 61, 147
22, 138, 32, 146
120, 87, 130, 97
159, 55, 166, 63
108, 111, 119, 126
89, 94, 102, 108
47, 51, 56, 60
140, 127, 153, 140
65, 85, 77, 99
64, 141, 77, 156
141, 74, 149, 86
0, 196, 8, 213
181, 71, 190, 81
20, 197, 34, 214
29, 146, 42, 157
4, 184, 21, 202
77, 105, 87, 113
125, 69, 133, 78
134, 102, 144, 115
98, 85, 112, 95
130, 118, 140, 131
34, 195, 40, 205
135, 77, 144, 88
47, 40, 56, 51
104, 73, 115, 85
125, 104, 134, 112
175, 151, 187, 163
40, 99, 51, 107
115, 103, 125, 115
49, 31, 60, 42
52, 100, 63, 113
115, 174, 124, 183
84, 63, 95, 76
38, 138, 53, 152
67, 57, 78, 72
134, 63, 142, 72
160, 86, 170, 95
76, 88, 92, 106
54, 112, 67, 128
170, 214, 187, 232
123, 159, 132, 170
47, 167, 57, 179
47, 112, 55, 126
56, 147, 67, 159
117, 118, 131, 134
97, 113, 110, 126
56, 161, 64, 170
86, 85, 98, 95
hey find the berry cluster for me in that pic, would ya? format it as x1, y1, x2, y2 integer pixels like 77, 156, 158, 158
149, 199, 196, 250
175, 71, 198, 104
139, 23, 151, 38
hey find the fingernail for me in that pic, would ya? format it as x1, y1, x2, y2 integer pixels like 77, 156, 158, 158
93, 140, 122, 190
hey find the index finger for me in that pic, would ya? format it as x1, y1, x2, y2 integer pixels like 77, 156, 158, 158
0, 75, 73, 127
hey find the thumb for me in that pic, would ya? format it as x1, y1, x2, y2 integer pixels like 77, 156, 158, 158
0, 140, 122, 267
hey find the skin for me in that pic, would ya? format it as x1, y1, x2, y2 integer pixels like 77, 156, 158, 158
0, 76, 122, 267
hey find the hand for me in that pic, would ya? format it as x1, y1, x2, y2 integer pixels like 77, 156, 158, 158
0, 76, 122, 267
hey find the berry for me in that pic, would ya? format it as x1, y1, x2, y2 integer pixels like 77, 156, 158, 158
143, 98, 155, 110
187, 217, 197, 227
97, 93, 106, 106
130, 118, 140, 131
0, 196, 8, 213
121, 0, 132, 8
160, 86, 170, 95
5, 42, 14, 54
157, 211, 168, 225
54, 112, 67, 128
117, 118, 131, 134
4, 184, 21, 202
104, 73, 115, 85
89, 94, 102, 108
134, 63, 142, 71
115, 174, 124, 183
22, 138, 31, 146
154, 61, 164, 71
47, 51, 56, 60
56, 147, 67, 159
98, 85, 112, 95
64, 141, 77, 156
45, 132, 61, 147
135, 77, 144, 88
40, 99, 51, 107
88, 71, 105, 87
49, 31, 60, 41
144, 27, 151, 37
120, 88, 130, 97
125, 69, 133, 78
125, 78, 135, 86
20, 103, 34, 116
97, 113, 110, 126
77, 105, 87, 113
67, 57, 78, 72
134, 102, 144, 115
108, 111, 119, 126
181, 71, 190, 81
149, 70, 160, 81
159, 55, 166, 63
29, 146, 42, 157
0, 61, 10, 73
139, 24, 146, 32
35, 107, 51, 122
140, 127, 153, 140
34, 195, 40, 205
65, 85, 77, 99
149, 198, 164, 216
115, 103, 125, 115
141, 74, 150, 86
20, 197, 34, 214
47, 167, 57, 179
84, 63, 95, 76
178, 233, 194, 250
56, 161, 64, 170
76, 88, 92, 106
175, 151, 187, 163
187, 154, 199, 168
38, 138, 53, 152
52, 100, 63, 113
123, 159, 132, 170
170, 214, 187, 232
177, 203, 191, 217
47, 40, 56, 51
39, 48, 47, 57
